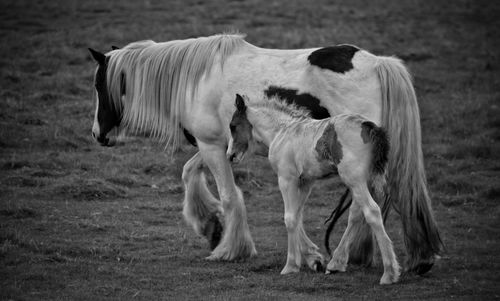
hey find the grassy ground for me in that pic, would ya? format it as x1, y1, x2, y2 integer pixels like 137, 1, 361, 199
1, 0, 499, 299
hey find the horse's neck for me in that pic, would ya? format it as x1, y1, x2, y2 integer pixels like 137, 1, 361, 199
247, 106, 298, 146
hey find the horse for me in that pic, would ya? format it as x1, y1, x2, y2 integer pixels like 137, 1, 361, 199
88, 33, 441, 274
227, 94, 399, 284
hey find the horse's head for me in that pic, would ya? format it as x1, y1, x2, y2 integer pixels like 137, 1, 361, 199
227, 94, 253, 163
88, 47, 121, 147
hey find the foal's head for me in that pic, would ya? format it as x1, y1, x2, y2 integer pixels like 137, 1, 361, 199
227, 94, 253, 163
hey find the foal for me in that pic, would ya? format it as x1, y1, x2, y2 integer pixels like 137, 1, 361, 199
227, 94, 400, 284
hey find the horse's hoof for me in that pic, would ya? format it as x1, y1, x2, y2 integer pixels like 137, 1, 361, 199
413, 262, 434, 275
202, 214, 223, 251
313, 260, 325, 273
407, 256, 435, 275
379, 278, 393, 285
205, 254, 220, 261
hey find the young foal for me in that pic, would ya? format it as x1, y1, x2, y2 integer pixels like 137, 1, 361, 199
227, 94, 400, 284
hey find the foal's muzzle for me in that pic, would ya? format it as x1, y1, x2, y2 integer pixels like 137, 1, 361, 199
228, 151, 245, 164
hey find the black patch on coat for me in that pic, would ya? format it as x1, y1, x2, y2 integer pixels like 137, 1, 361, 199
183, 128, 197, 147
308, 45, 359, 74
264, 86, 330, 119
315, 123, 343, 164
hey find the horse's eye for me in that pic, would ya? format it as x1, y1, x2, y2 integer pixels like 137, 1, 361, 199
230, 124, 236, 132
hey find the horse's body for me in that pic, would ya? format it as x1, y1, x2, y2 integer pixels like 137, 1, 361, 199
227, 94, 399, 284
89, 34, 441, 274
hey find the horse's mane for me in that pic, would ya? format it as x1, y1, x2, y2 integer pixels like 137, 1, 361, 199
106, 34, 247, 148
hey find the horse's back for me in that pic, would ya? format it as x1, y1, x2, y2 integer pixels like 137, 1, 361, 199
221, 44, 382, 122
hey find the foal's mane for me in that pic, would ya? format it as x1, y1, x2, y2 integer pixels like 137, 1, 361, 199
106, 34, 247, 148
250, 96, 312, 122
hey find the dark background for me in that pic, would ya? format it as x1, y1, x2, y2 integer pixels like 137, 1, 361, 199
1, 0, 499, 299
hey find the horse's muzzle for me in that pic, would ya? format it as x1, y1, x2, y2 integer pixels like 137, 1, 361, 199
95, 133, 115, 147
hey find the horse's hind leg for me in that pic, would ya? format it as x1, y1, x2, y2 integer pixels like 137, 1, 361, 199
278, 176, 324, 274
351, 183, 400, 284
198, 142, 257, 260
182, 152, 223, 250
326, 201, 364, 273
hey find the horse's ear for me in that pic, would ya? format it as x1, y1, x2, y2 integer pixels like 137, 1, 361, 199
111, 45, 120, 50
235, 94, 246, 113
88, 48, 106, 65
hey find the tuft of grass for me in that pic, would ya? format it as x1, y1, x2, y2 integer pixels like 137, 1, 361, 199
481, 187, 500, 200
52, 178, 127, 201
2, 176, 44, 187
0, 208, 38, 219
445, 140, 499, 160
1, 161, 34, 170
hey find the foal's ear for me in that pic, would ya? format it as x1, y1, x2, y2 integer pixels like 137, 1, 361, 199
235, 94, 247, 113
111, 45, 120, 50
88, 48, 106, 65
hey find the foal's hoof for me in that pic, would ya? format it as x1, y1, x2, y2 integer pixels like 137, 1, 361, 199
380, 272, 399, 285
280, 265, 300, 275
326, 259, 347, 274
202, 214, 223, 251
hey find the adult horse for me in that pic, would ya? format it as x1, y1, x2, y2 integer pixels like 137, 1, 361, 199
88, 33, 441, 274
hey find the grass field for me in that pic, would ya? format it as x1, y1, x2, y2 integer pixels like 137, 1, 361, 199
1, 0, 499, 299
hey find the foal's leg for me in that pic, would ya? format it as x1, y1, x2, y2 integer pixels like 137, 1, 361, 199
182, 152, 223, 250
351, 183, 400, 284
197, 141, 257, 260
278, 176, 324, 274
326, 201, 364, 273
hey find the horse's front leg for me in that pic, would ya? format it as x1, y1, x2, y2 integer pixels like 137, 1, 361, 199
278, 176, 324, 274
197, 141, 257, 260
182, 151, 223, 250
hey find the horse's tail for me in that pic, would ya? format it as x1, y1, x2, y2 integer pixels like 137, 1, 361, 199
182, 152, 223, 250
375, 56, 443, 273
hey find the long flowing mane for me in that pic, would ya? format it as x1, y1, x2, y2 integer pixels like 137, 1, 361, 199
106, 34, 247, 148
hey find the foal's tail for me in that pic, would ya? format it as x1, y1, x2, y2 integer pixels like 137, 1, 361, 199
361, 121, 389, 177
376, 56, 442, 273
